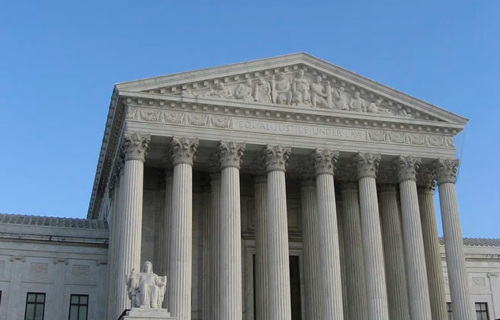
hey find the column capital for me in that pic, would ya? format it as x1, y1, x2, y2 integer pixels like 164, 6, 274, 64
394, 155, 421, 182
217, 141, 246, 169
355, 153, 381, 179
310, 149, 339, 176
123, 132, 151, 162
263, 145, 291, 172
171, 137, 199, 166
434, 158, 459, 184
417, 166, 436, 194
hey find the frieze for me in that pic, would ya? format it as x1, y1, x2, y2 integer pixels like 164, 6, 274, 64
126, 106, 454, 149
127, 107, 232, 129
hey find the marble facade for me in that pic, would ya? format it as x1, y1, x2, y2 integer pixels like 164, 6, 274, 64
93, 53, 474, 320
1, 54, 499, 320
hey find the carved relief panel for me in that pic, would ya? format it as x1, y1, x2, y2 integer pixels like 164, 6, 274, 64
150, 65, 437, 121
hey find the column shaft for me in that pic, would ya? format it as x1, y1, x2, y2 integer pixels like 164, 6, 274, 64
162, 171, 173, 309
106, 181, 120, 320
400, 179, 432, 319
209, 174, 221, 320
169, 163, 193, 320
255, 176, 270, 320
168, 137, 197, 320
419, 187, 448, 320
219, 166, 243, 319
202, 183, 211, 320
316, 173, 344, 319
116, 159, 145, 313
379, 185, 410, 320
267, 169, 292, 320
358, 176, 389, 319
439, 182, 474, 320
341, 183, 368, 320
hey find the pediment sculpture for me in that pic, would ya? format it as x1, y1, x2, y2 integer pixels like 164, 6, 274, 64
126, 261, 166, 309
176, 68, 414, 119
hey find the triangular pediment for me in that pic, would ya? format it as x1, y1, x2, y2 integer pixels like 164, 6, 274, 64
116, 53, 467, 126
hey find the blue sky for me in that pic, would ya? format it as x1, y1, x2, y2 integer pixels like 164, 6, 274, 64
0, 1, 498, 237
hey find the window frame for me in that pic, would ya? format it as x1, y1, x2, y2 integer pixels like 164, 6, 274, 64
24, 292, 45, 320
68, 294, 89, 320
475, 302, 489, 320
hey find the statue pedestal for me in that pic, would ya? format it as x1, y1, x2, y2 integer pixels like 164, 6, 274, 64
123, 307, 176, 320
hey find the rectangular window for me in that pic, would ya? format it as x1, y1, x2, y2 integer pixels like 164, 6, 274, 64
24, 292, 45, 320
475, 302, 489, 320
447, 302, 453, 320
68, 294, 88, 320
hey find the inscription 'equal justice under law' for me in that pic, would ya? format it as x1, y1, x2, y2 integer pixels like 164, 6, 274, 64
235, 119, 366, 140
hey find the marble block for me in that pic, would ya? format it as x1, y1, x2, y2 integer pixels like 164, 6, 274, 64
123, 308, 176, 320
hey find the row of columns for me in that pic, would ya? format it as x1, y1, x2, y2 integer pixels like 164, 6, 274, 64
107, 132, 474, 320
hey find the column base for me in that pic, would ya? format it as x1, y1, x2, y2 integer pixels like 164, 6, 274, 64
123, 307, 176, 319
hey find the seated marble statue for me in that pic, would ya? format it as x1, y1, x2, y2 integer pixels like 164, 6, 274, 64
127, 261, 166, 309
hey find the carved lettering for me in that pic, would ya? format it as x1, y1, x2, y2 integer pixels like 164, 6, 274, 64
234, 119, 366, 141
126, 107, 454, 149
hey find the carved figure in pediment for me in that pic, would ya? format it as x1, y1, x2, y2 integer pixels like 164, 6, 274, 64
271, 72, 292, 105
254, 77, 272, 104
310, 76, 329, 109
181, 87, 194, 97
397, 105, 411, 117
292, 70, 310, 105
199, 82, 232, 99
349, 91, 366, 112
332, 86, 349, 110
234, 79, 254, 102
127, 261, 166, 309
325, 81, 334, 109
367, 98, 394, 115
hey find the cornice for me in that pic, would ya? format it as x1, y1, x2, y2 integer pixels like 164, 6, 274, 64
120, 91, 464, 135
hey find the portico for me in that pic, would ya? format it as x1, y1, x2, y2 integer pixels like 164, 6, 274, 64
91, 53, 473, 320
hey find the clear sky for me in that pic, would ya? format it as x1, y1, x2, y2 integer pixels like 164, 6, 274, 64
1, 1, 498, 237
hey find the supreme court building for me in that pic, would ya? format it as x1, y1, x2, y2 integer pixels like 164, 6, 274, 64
90, 53, 474, 320
2, 54, 499, 320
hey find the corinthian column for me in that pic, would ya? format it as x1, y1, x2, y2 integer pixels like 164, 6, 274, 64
395, 155, 432, 320
264, 145, 292, 320
341, 181, 368, 320
115, 132, 150, 316
418, 169, 448, 320
378, 183, 410, 320
435, 159, 474, 320
254, 174, 270, 320
168, 137, 198, 320
217, 141, 245, 320
162, 168, 173, 309
299, 170, 321, 320
209, 171, 221, 320
311, 149, 344, 319
355, 153, 389, 320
